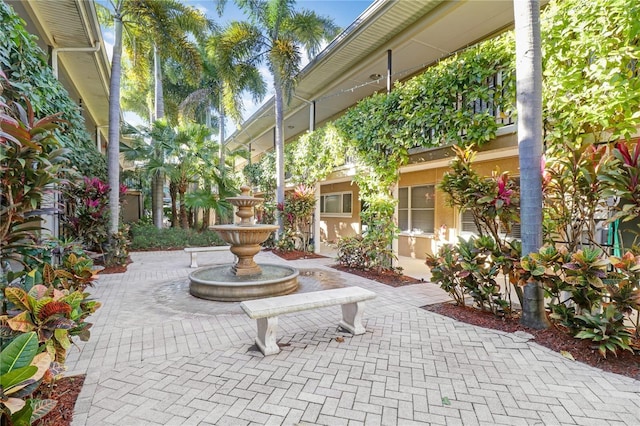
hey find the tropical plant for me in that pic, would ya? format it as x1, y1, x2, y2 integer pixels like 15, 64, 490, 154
0, 332, 56, 425
96, 0, 211, 232
599, 140, 640, 224
277, 185, 316, 252
216, 0, 340, 234
1, 283, 100, 363
457, 236, 510, 315
425, 243, 466, 306
1, 77, 69, 286
63, 177, 127, 253
0, 4, 105, 179
574, 304, 634, 358
439, 145, 520, 246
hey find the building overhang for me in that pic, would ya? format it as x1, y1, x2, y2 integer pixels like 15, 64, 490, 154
226, 0, 528, 168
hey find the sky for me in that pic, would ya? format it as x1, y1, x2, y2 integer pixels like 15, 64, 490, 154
100, 0, 375, 126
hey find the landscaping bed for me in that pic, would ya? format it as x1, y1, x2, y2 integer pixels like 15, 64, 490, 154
422, 302, 640, 381
32, 375, 85, 426
331, 264, 639, 381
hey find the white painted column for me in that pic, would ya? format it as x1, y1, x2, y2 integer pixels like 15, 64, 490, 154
314, 183, 321, 254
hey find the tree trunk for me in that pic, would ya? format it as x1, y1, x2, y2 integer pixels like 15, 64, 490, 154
151, 44, 165, 229
514, 0, 550, 329
179, 187, 189, 229
219, 101, 226, 176
107, 15, 123, 234
169, 181, 178, 228
274, 76, 285, 237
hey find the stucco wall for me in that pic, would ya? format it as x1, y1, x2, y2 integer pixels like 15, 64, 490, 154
398, 153, 520, 259
320, 181, 360, 243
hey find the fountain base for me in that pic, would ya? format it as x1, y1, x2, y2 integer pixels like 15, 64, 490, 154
189, 263, 299, 301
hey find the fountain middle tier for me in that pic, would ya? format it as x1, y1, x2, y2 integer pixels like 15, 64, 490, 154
210, 224, 278, 276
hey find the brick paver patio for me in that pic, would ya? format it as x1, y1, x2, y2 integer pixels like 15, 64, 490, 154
66, 250, 640, 425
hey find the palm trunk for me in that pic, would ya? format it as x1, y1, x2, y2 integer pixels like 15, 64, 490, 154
219, 102, 226, 176
274, 76, 285, 236
107, 15, 123, 234
514, 0, 550, 329
179, 187, 189, 229
169, 182, 178, 228
151, 44, 165, 229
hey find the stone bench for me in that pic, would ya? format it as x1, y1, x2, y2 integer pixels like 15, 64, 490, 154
240, 286, 377, 355
184, 246, 230, 268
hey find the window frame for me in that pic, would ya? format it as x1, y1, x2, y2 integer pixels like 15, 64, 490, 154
320, 191, 353, 217
398, 184, 436, 235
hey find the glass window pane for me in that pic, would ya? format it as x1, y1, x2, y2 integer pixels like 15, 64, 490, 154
399, 188, 408, 208
398, 210, 409, 231
411, 185, 434, 208
461, 209, 478, 233
325, 194, 341, 213
411, 210, 434, 233
343, 193, 352, 213
320, 196, 325, 213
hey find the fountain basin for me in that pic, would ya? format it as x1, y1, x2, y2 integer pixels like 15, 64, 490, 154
189, 263, 299, 301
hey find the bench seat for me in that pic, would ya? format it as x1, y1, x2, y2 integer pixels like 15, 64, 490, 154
184, 246, 229, 268
241, 287, 377, 355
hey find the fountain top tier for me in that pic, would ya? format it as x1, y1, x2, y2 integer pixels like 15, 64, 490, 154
225, 185, 264, 227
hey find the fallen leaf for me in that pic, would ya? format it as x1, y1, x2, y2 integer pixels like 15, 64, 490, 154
335, 337, 344, 343
442, 397, 451, 405
561, 350, 575, 361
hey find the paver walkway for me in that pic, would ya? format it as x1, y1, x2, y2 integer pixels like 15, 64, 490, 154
67, 250, 640, 425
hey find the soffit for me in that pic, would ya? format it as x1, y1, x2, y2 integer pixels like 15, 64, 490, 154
227, 0, 520, 165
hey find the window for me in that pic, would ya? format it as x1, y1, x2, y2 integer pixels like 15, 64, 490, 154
320, 192, 352, 215
398, 185, 435, 234
461, 209, 478, 233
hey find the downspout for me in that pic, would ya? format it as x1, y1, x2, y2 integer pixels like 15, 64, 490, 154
388, 49, 399, 266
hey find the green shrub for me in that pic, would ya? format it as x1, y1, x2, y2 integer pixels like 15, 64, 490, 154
129, 223, 226, 250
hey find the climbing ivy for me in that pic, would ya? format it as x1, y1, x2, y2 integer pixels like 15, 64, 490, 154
245, 0, 640, 267
0, 2, 106, 179
542, 0, 640, 147
287, 123, 348, 185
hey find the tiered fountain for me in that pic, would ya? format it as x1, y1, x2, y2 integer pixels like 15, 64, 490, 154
189, 185, 299, 301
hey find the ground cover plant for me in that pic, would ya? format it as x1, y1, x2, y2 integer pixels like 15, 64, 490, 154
129, 222, 226, 250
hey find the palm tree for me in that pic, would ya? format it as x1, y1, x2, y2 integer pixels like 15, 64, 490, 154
97, 0, 211, 232
180, 27, 266, 174
215, 0, 339, 234
514, 0, 550, 329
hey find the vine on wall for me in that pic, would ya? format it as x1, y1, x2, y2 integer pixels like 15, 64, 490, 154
245, 0, 640, 266
0, 2, 106, 179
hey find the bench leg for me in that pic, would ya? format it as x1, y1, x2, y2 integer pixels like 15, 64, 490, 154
339, 301, 367, 335
190, 253, 198, 268
255, 317, 279, 355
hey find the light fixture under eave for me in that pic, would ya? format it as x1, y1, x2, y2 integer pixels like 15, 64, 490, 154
369, 73, 382, 80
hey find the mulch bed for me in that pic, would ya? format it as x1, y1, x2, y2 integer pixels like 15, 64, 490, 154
423, 302, 640, 381
331, 265, 424, 287
331, 264, 639, 380
32, 375, 85, 426
270, 249, 327, 261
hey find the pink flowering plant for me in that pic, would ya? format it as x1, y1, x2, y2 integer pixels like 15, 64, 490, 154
276, 185, 317, 252
63, 177, 127, 253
